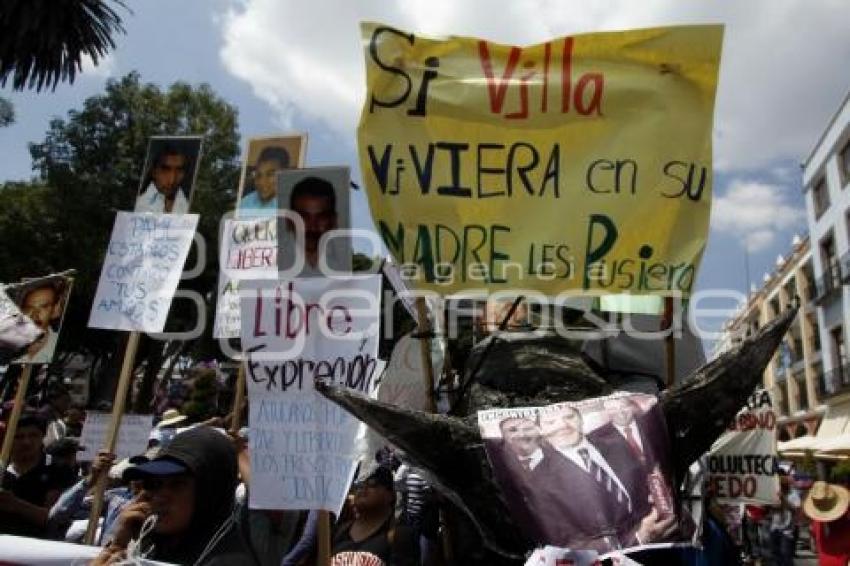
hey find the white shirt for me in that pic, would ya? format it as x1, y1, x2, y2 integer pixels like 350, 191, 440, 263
135, 183, 189, 214
552, 438, 630, 503
15, 328, 58, 364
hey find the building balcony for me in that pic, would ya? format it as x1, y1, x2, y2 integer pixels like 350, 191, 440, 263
815, 267, 843, 302
817, 364, 850, 399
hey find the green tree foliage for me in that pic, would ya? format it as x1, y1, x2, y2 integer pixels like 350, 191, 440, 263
181, 368, 220, 423
0, 72, 240, 407
0, 0, 126, 91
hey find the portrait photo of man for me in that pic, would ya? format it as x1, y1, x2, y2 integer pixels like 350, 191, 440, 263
134, 136, 203, 214
236, 135, 307, 216
13, 276, 74, 365
278, 167, 352, 276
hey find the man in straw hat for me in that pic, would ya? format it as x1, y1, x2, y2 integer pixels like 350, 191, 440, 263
803, 481, 850, 566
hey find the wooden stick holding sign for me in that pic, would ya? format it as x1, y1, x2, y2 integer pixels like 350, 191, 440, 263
228, 363, 246, 436
317, 510, 332, 566
83, 330, 141, 545
0, 365, 34, 489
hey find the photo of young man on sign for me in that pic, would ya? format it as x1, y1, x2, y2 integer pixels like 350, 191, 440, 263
134, 136, 203, 214
236, 135, 307, 216
13, 276, 74, 365
277, 167, 352, 276
478, 393, 681, 554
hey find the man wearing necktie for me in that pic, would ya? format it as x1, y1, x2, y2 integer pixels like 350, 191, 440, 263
532, 405, 675, 552
589, 397, 676, 523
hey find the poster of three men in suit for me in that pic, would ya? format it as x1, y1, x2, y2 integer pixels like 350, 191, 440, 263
479, 393, 682, 554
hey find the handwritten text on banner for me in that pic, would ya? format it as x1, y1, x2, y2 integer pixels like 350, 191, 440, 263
88, 212, 199, 332
357, 24, 723, 296
241, 275, 382, 512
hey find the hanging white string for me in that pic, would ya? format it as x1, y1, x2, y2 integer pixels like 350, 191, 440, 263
112, 513, 158, 565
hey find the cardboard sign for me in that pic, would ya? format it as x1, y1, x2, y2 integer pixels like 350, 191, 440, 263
708, 389, 779, 505
213, 135, 308, 338
88, 212, 199, 332
79, 412, 154, 462
358, 23, 722, 296
240, 275, 382, 512
7, 275, 74, 365
214, 217, 279, 338
478, 392, 683, 554
134, 136, 203, 215
276, 167, 352, 277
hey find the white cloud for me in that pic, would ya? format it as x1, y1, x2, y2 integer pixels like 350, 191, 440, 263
80, 52, 116, 79
712, 180, 805, 251
218, 0, 850, 171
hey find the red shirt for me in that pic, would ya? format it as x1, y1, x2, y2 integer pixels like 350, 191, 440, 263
812, 513, 850, 566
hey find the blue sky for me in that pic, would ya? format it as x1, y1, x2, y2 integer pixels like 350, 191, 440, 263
1, 0, 848, 347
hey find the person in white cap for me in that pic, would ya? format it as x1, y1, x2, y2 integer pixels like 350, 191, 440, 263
803, 480, 850, 566
154, 409, 188, 447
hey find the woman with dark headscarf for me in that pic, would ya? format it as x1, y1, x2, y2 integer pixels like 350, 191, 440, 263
92, 426, 257, 565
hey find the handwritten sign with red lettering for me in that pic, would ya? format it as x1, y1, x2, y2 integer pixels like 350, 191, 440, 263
708, 390, 779, 505
240, 276, 382, 512
358, 23, 723, 296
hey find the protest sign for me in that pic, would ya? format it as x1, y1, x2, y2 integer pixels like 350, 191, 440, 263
277, 167, 352, 277
708, 389, 779, 505
478, 392, 682, 554
214, 135, 307, 338
0, 285, 42, 359
79, 412, 154, 461
135, 136, 203, 215
7, 275, 73, 365
376, 332, 443, 412
358, 23, 723, 296
240, 275, 382, 512
88, 212, 199, 332
214, 217, 279, 338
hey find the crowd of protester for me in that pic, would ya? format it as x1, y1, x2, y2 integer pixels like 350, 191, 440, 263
0, 382, 442, 566
3, 380, 850, 566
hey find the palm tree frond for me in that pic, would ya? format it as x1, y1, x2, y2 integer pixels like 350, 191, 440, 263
0, 0, 128, 91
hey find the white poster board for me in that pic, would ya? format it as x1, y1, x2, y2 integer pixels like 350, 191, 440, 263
79, 412, 154, 461
213, 217, 278, 338
241, 276, 382, 512
708, 389, 780, 505
88, 212, 199, 332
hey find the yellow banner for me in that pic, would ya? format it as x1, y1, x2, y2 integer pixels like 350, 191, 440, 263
357, 23, 723, 297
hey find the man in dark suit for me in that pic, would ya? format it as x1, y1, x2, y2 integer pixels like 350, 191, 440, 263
484, 416, 553, 545
535, 404, 677, 552
588, 397, 675, 522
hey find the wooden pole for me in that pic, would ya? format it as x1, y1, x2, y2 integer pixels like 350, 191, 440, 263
663, 297, 676, 388
83, 330, 142, 545
317, 510, 331, 566
415, 297, 437, 413
0, 365, 34, 489
228, 363, 246, 436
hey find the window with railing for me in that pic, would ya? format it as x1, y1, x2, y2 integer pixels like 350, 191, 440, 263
795, 373, 809, 412
810, 315, 822, 352
841, 139, 850, 188
817, 234, 841, 299
814, 177, 830, 219
818, 363, 850, 398
776, 387, 789, 417
802, 261, 817, 300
